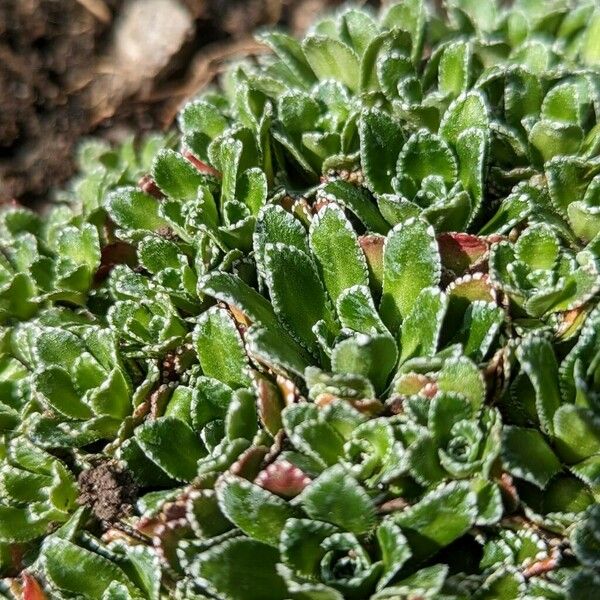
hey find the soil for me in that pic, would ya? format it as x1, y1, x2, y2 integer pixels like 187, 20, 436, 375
0, 0, 367, 205
78, 459, 139, 524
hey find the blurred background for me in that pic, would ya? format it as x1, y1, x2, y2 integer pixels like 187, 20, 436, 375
0, 0, 381, 205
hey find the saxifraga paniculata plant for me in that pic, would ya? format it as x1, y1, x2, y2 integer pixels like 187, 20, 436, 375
1, 0, 600, 598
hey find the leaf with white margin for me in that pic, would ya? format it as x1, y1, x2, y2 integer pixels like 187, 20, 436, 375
309, 204, 369, 304
152, 149, 206, 201
193, 537, 288, 600
41, 538, 140, 599
302, 35, 360, 91
336, 285, 387, 336
216, 474, 297, 546
392, 481, 477, 563
440, 91, 489, 147
376, 521, 412, 590
194, 306, 250, 389
501, 426, 561, 489
136, 416, 205, 482
298, 465, 377, 534
516, 335, 561, 436
331, 333, 398, 394
265, 243, 336, 355
399, 287, 447, 364
380, 218, 440, 333
359, 109, 405, 195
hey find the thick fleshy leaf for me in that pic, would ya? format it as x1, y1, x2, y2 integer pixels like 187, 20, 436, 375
216, 475, 296, 546
393, 481, 477, 563
309, 204, 369, 303
336, 285, 387, 335
105, 188, 167, 232
42, 538, 138, 599
398, 130, 457, 186
360, 109, 405, 195
152, 149, 206, 200
264, 243, 335, 354
302, 35, 360, 91
194, 306, 250, 389
194, 537, 288, 600
440, 91, 489, 147
320, 181, 390, 234
380, 218, 440, 332
516, 335, 561, 436
376, 521, 412, 590
298, 465, 376, 534
136, 417, 205, 482
501, 426, 561, 488
399, 287, 447, 363
331, 333, 397, 393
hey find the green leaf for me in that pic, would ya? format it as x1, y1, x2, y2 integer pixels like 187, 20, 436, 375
260, 32, 317, 88
320, 180, 390, 234
456, 127, 487, 218
106, 188, 167, 232
33, 327, 85, 371
42, 538, 138, 599
440, 91, 489, 147
392, 481, 477, 563
554, 405, 600, 464
225, 389, 258, 442
246, 324, 311, 378
336, 285, 388, 335
200, 271, 280, 331
398, 130, 457, 186
381, 0, 425, 63
380, 218, 440, 333
216, 475, 296, 546
34, 366, 93, 420
194, 306, 250, 389
265, 243, 335, 355
542, 82, 581, 124
501, 426, 561, 488
152, 149, 205, 200
439, 40, 472, 97
516, 335, 561, 436
302, 35, 360, 91
179, 100, 228, 137
529, 120, 583, 164
216, 137, 243, 204
254, 204, 308, 281
376, 521, 412, 590
309, 204, 369, 303
280, 518, 339, 578
57, 224, 100, 274
237, 168, 267, 215
437, 356, 485, 411
399, 287, 447, 363
0, 505, 49, 542
194, 537, 288, 600
359, 109, 405, 195
298, 465, 376, 534
331, 333, 398, 394
136, 416, 205, 482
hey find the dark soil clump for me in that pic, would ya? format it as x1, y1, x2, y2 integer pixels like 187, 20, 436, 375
78, 459, 138, 525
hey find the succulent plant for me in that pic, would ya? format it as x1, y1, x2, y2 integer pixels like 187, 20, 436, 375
1, 0, 600, 598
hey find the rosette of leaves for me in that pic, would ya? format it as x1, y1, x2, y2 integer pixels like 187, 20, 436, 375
497, 330, 599, 531
58, 134, 173, 218
202, 205, 505, 390
490, 222, 600, 319
0, 207, 101, 323
0, 319, 143, 472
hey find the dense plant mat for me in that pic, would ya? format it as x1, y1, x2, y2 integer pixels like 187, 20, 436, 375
1, 0, 600, 598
